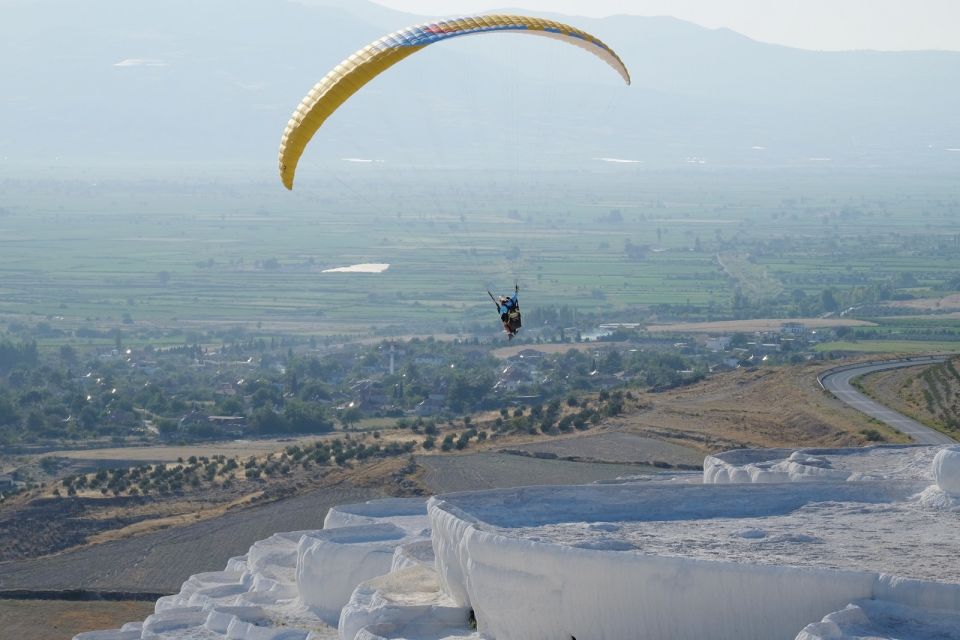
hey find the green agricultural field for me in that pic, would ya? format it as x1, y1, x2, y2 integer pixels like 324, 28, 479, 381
1, 169, 959, 345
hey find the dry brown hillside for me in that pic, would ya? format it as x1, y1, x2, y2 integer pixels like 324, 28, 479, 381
607, 362, 910, 453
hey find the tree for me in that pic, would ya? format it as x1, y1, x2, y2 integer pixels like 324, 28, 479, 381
447, 371, 494, 413
603, 393, 624, 417
339, 407, 362, 430
729, 333, 750, 349
0, 340, 39, 371
602, 350, 622, 373
26, 410, 45, 432
732, 288, 748, 310
157, 418, 178, 435
250, 408, 288, 435
78, 405, 98, 430
821, 288, 839, 313
59, 344, 78, 365
251, 387, 279, 409
216, 397, 245, 416
0, 396, 19, 427
284, 400, 333, 434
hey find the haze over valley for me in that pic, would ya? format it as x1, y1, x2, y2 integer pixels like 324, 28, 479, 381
1, 2, 959, 639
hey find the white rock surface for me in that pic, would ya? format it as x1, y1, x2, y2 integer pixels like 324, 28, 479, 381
324, 498, 430, 536
430, 449, 960, 640
704, 445, 938, 484
430, 490, 882, 639
795, 597, 960, 640
140, 606, 209, 635
390, 540, 435, 573
933, 445, 960, 495
75, 446, 960, 640
353, 626, 480, 640
296, 523, 418, 623
339, 565, 468, 640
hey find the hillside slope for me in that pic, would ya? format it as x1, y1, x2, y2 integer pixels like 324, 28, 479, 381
843, 358, 959, 442
613, 362, 911, 450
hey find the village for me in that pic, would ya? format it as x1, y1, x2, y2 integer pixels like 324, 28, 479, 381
0, 319, 841, 458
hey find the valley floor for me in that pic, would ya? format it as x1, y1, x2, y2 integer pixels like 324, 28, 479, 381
0, 599, 156, 640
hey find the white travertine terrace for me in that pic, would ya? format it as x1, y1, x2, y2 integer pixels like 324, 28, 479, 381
75, 445, 960, 640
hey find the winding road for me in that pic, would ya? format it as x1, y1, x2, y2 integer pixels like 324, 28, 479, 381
818, 356, 956, 445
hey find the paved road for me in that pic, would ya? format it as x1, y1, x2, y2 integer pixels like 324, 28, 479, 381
819, 357, 956, 445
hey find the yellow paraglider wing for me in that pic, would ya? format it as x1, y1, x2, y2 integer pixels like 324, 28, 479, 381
278, 14, 631, 189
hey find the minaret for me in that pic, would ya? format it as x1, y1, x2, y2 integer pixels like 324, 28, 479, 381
389, 342, 395, 376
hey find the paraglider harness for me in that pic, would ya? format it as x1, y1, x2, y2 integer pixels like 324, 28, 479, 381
489, 285, 522, 339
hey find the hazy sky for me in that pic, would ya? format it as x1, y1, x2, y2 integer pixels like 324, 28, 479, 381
371, 0, 960, 52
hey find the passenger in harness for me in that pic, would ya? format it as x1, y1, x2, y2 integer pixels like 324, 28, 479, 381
489, 284, 522, 340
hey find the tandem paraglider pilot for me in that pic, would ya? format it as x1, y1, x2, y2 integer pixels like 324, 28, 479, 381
490, 285, 522, 339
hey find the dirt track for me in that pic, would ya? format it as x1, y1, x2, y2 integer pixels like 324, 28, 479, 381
506, 431, 703, 468
416, 453, 654, 493
39, 436, 329, 464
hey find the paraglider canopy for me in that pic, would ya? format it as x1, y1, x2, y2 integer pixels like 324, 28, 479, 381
278, 14, 631, 189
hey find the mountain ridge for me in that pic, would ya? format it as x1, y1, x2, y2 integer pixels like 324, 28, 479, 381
2, 0, 958, 177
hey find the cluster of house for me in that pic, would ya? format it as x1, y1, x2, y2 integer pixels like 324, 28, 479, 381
702, 321, 817, 371
493, 349, 546, 394
165, 345, 479, 435
99, 322, 833, 441
494, 347, 628, 399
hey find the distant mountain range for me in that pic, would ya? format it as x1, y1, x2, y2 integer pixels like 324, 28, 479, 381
2, 0, 959, 178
